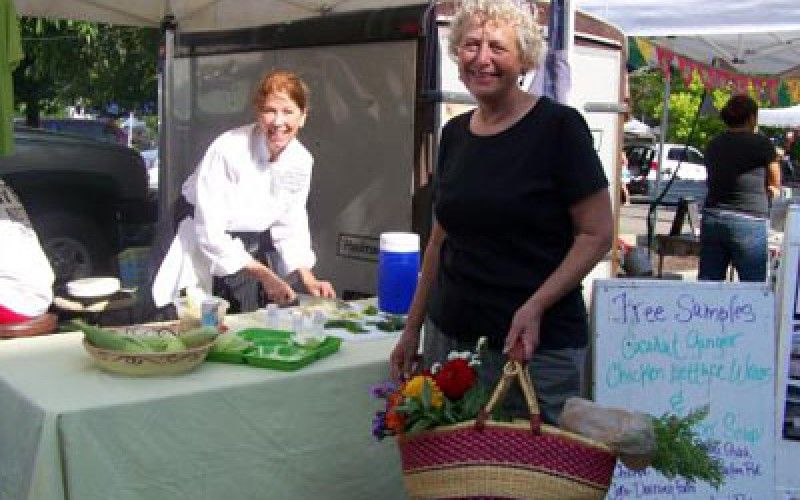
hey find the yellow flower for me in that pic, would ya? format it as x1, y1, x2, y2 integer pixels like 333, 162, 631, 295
402, 375, 443, 408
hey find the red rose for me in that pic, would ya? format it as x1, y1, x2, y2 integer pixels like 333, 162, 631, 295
434, 358, 477, 400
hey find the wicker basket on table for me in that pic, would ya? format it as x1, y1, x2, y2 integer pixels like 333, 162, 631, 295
397, 361, 617, 499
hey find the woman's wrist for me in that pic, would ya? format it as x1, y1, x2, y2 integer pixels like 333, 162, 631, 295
244, 260, 280, 285
295, 268, 318, 291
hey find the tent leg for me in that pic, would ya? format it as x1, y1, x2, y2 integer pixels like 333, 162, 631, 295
648, 69, 671, 250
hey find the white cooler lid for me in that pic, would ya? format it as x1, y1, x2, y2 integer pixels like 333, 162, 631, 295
380, 232, 420, 253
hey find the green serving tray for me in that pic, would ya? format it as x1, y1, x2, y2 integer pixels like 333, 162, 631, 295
238, 328, 293, 343
207, 328, 292, 364
208, 328, 341, 371
206, 349, 248, 364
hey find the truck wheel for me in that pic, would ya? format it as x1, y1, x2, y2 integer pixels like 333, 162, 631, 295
35, 213, 112, 284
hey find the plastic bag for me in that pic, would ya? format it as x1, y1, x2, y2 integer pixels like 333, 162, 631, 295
559, 397, 656, 469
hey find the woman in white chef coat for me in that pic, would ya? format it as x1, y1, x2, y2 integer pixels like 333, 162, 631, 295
152, 70, 335, 312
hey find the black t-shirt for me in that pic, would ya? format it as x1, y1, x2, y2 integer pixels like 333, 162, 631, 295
705, 131, 775, 217
429, 96, 609, 350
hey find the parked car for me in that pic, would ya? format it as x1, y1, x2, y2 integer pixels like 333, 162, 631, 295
625, 142, 708, 205
38, 118, 127, 146
626, 143, 706, 181
1, 126, 157, 284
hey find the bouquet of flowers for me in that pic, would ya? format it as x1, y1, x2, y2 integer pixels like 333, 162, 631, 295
371, 338, 490, 439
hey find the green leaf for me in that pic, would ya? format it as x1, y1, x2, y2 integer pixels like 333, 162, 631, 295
393, 403, 413, 414
408, 417, 435, 434
442, 399, 458, 424
421, 379, 433, 411
491, 407, 513, 422
650, 406, 724, 489
461, 384, 489, 419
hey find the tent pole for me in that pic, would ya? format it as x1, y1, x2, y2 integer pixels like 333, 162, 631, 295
148, 16, 177, 292
563, 0, 574, 104
651, 68, 671, 246
157, 16, 176, 234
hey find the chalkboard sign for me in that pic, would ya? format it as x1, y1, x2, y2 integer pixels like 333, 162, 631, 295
592, 279, 775, 499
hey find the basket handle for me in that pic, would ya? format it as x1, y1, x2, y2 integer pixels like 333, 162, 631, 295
475, 361, 542, 434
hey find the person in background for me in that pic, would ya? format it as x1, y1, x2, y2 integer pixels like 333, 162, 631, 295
620, 149, 631, 206
152, 70, 335, 312
0, 179, 54, 323
698, 93, 781, 282
787, 129, 800, 178
389, 0, 612, 424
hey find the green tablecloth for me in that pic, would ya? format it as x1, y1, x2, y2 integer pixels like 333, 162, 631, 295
0, 318, 405, 500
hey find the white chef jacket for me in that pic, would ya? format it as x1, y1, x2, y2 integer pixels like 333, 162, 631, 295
0, 179, 55, 316
152, 123, 316, 307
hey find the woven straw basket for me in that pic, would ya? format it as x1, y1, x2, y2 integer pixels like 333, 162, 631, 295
397, 361, 617, 499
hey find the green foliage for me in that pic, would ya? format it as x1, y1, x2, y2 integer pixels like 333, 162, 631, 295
367, 315, 406, 331
13, 18, 159, 124
323, 319, 369, 333
629, 69, 664, 122
630, 65, 784, 152
630, 68, 733, 150
650, 405, 724, 489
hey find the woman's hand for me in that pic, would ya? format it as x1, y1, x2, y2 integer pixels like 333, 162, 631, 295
295, 268, 336, 298
244, 259, 296, 305
305, 279, 336, 298
390, 328, 420, 382
263, 276, 296, 305
503, 299, 543, 362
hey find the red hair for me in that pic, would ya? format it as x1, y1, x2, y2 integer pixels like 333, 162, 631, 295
253, 69, 310, 112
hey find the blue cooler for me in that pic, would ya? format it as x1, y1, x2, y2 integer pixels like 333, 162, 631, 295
378, 232, 420, 315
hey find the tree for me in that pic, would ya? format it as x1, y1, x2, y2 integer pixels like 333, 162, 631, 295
13, 18, 159, 126
629, 68, 728, 150
629, 68, 663, 124
628, 65, 784, 151
658, 74, 728, 149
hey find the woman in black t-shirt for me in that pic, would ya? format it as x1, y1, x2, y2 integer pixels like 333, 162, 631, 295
388, 0, 612, 423
699, 94, 781, 282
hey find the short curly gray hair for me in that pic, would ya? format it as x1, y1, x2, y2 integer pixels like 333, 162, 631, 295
447, 0, 544, 73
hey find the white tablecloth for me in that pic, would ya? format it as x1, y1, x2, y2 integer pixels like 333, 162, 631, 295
0, 316, 405, 500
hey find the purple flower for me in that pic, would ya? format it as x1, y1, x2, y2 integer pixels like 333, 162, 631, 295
372, 411, 388, 440
370, 381, 398, 399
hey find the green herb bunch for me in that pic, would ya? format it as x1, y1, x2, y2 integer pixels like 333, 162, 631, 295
650, 405, 724, 489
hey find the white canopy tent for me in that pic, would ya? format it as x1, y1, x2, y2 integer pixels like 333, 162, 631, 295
12, 0, 426, 31
576, 0, 800, 76
759, 104, 800, 127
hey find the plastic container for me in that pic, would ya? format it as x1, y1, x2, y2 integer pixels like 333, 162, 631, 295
174, 296, 229, 329
117, 246, 151, 290
378, 232, 420, 314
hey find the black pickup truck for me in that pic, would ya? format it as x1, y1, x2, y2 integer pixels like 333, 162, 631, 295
1, 126, 156, 284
